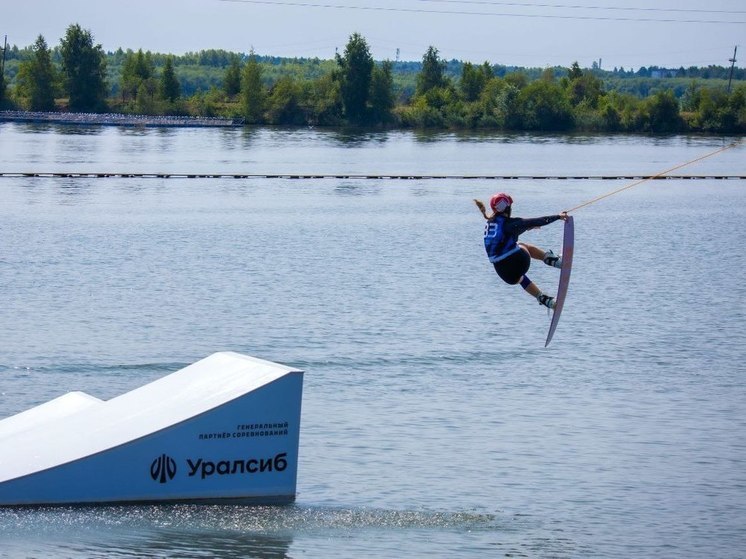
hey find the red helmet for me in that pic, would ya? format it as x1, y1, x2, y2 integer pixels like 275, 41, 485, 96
490, 192, 513, 213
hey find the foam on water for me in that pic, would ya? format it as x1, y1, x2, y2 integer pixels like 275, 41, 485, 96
1, 504, 518, 558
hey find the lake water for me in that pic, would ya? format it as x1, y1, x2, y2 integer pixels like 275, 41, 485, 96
0, 123, 744, 558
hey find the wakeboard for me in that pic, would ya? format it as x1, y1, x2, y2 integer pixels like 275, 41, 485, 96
545, 215, 574, 347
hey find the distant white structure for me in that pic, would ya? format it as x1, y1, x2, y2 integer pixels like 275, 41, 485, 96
0, 352, 303, 506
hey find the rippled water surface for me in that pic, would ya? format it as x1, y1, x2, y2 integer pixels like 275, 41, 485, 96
1, 124, 744, 558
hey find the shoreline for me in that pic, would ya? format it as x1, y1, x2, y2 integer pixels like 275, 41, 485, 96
0, 110, 244, 128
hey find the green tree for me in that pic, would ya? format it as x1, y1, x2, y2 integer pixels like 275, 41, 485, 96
17, 35, 57, 111
400, 81, 461, 129
369, 60, 395, 124
224, 56, 241, 97
645, 90, 681, 132
266, 76, 305, 124
0, 73, 6, 108
400, 95, 445, 128
472, 77, 520, 128
500, 84, 523, 129
567, 61, 583, 81
159, 56, 180, 102
568, 73, 603, 107
504, 71, 528, 90
564, 62, 603, 108
120, 49, 154, 102
728, 86, 746, 132
135, 80, 158, 114
597, 93, 624, 131
518, 80, 574, 130
307, 73, 342, 126
60, 24, 108, 111
691, 87, 717, 130
681, 80, 702, 113
241, 51, 265, 123
460, 61, 492, 102
119, 49, 158, 114
0, 55, 7, 108
336, 33, 373, 124
681, 85, 744, 132
189, 86, 223, 117
119, 52, 137, 101
416, 46, 447, 96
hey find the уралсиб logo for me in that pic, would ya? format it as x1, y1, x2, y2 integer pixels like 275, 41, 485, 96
150, 453, 177, 483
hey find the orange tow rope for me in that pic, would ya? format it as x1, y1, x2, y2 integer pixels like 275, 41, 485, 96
564, 140, 742, 214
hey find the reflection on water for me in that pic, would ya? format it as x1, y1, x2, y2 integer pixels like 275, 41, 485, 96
54, 125, 107, 136
0, 504, 499, 558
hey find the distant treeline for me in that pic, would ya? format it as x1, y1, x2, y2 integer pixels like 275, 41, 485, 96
1, 25, 744, 133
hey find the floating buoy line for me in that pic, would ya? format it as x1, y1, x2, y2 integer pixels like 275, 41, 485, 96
0, 172, 743, 180
2, 140, 741, 184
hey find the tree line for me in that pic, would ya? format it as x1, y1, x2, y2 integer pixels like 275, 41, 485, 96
1, 24, 744, 133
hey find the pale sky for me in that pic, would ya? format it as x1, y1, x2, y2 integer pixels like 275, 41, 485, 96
5, 0, 745, 70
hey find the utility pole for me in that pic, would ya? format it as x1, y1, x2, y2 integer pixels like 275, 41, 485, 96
0, 35, 6, 106
727, 45, 737, 93
1, 35, 7, 76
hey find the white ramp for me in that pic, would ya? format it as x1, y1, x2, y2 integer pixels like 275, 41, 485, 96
0, 352, 303, 506
0, 391, 102, 440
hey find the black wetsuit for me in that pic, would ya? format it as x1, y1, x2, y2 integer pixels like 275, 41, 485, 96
483, 214, 562, 284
